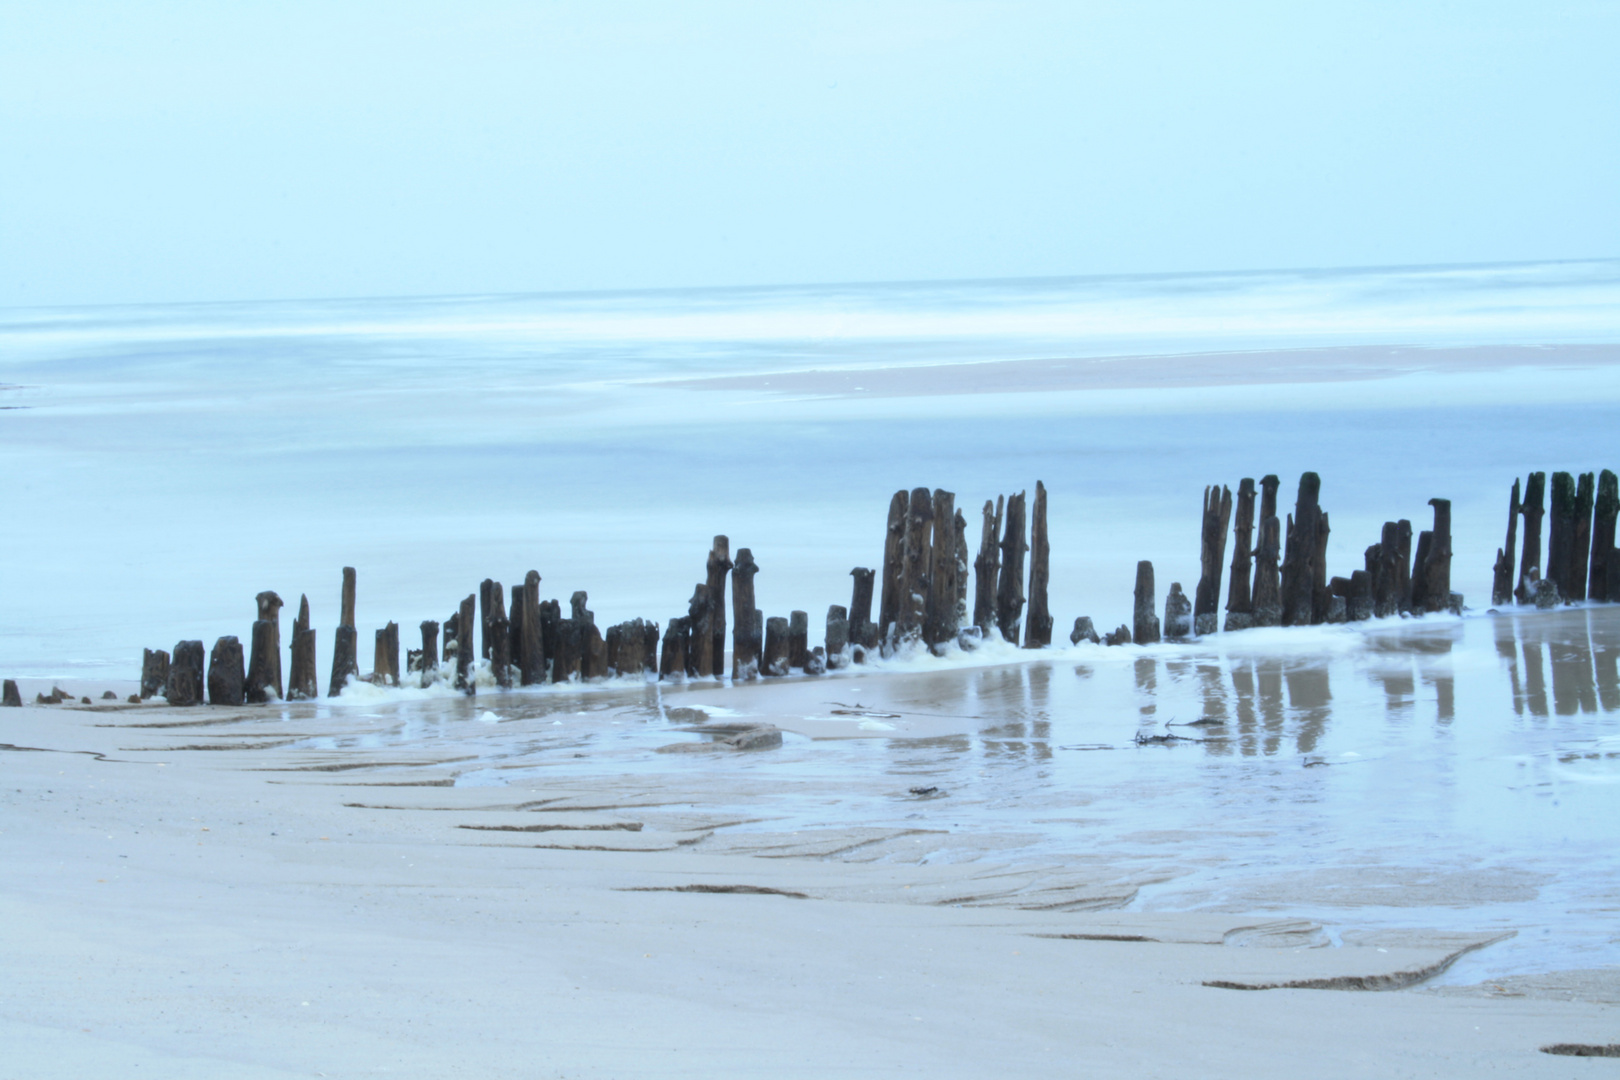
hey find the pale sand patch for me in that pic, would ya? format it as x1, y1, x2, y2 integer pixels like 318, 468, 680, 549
654, 343, 1620, 398
1, 702, 1612, 1078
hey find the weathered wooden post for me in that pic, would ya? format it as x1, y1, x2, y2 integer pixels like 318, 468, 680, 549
1418, 499, 1452, 614
207, 636, 245, 706
286, 595, 318, 699
660, 617, 688, 679
1395, 519, 1413, 615
1, 680, 19, 707
484, 582, 511, 687
1251, 475, 1282, 627
517, 571, 543, 686
731, 549, 760, 679
896, 486, 934, 644
478, 580, 496, 661
329, 567, 359, 697
1411, 530, 1434, 612
1492, 480, 1522, 606
877, 490, 908, 644
1069, 616, 1099, 644
1312, 511, 1332, 625
581, 615, 607, 682
383, 621, 402, 686
456, 594, 476, 691
848, 567, 876, 651
1225, 478, 1256, 631
1572, 473, 1595, 602
788, 610, 809, 669
537, 600, 561, 674
974, 496, 1003, 635
762, 617, 790, 677
953, 508, 969, 630
1133, 561, 1161, 644
1516, 472, 1547, 603
924, 489, 959, 648
1347, 570, 1373, 621
641, 621, 659, 674
684, 584, 711, 679
1163, 583, 1192, 641
419, 620, 440, 680
246, 591, 284, 701
826, 605, 850, 669
996, 491, 1028, 644
165, 640, 205, 706
1024, 481, 1053, 648
1194, 484, 1233, 636
141, 648, 170, 700
1592, 470, 1619, 603
551, 616, 583, 683
1280, 473, 1322, 627
1548, 472, 1577, 602
706, 537, 731, 679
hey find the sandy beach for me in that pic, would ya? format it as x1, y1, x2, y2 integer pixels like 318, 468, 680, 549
5, 644, 1618, 1078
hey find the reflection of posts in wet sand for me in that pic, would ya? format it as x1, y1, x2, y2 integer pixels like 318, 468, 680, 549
1549, 630, 1598, 717
1421, 670, 1455, 723
1376, 665, 1415, 718
1197, 662, 1232, 758
1230, 659, 1259, 757
1519, 620, 1550, 718
1495, 617, 1524, 717
1499, 611, 1619, 718
1025, 664, 1052, 761
1284, 665, 1331, 754
1135, 657, 1157, 721
1595, 616, 1620, 712
1256, 659, 1286, 756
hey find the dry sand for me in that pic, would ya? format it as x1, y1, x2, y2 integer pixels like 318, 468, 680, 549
4, 690, 1617, 1077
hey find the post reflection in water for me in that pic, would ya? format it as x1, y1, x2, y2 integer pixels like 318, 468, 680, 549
1501, 610, 1620, 719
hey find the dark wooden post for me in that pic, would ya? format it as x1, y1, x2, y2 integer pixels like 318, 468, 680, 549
954, 508, 969, 630
1413, 499, 1452, 613
537, 600, 560, 674
1251, 476, 1282, 627
551, 615, 583, 683
456, 594, 476, 692
1516, 471, 1546, 603
385, 621, 400, 686
826, 605, 850, 669
1280, 472, 1322, 627
329, 567, 359, 697
207, 636, 245, 706
486, 582, 512, 687
1, 681, 18, 707
1134, 561, 1160, 644
659, 617, 688, 679
731, 548, 760, 679
686, 584, 712, 678
257, 591, 284, 697
1572, 473, 1595, 602
924, 489, 959, 648
1492, 479, 1521, 606
848, 567, 875, 650
1591, 470, 1619, 603
897, 487, 933, 644
1395, 519, 1413, 615
1163, 582, 1192, 641
518, 571, 543, 686
1312, 511, 1332, 625
974, 496, 1003, 634
141, 648, 170, 700
287, 594, 317, 699
642, 621, 659, 675
419, 620, 440, 673
788, 610, 809, 669
1024, 481, 1053, 648
1347, 570, 1372, 621
478, 580, 494, 660
1194, 484, 1233, 635
706, 537, 732, 678
1411, 530, 1434, 612
1548, 472, 1577, 602
1225, 478, 1256, 630
165, 640, 205, 706
877, 490, 908, 644
762, 616, 790, 676
996, 491, 1028, 644
246, 591, 284, 701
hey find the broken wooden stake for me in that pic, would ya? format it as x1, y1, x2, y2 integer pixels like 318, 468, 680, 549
518, 571, 543, 686
847, 567, 876, 651
877, 490, 908, 644
1516, 472, 1546, 603
1163, 583, 1192, 641
826, 605, 850, 669
1069, 616, 1099, 645
141, 648, 170, 701
706, 537, 732, 679
762, 616, 790, 677
788, 610, 809, 670
1133, 561, 1161, 645
974, 496, 1003, 635
1592, 470, 1619, 604
1225, 478, 1256, 631
1024, 481, 1053, 648
455, 594, 476, 691
1280, 472, 1322, 627
1492, 479, 1521, 606
1572, 472, 1595, 602
329, 567, 359, 697
288, 595, 318, 699
165, 640, 205, 707
731, 549, 761, 680
1251, 475, 1282, 627
995, 491, 1028, 644
1, 680, 19, 707
1194, 483, 1233, 636
207, 636, 245, 706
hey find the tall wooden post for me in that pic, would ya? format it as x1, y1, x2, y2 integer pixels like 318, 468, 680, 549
706, 536, 732, 678
1591, 470, 1619, 603
848, 567, 876, 649
973, 497, 1002, 634
877, 490, 908, 644
1548, 472, 1577, 602
1517, 472, 1547, 603
207, 636, 245, 706
1572, 473, 1595, 602
1311, 511, 1331, 624
687, 584, 712, 678
1281, 472, 1322, 627
788, 610, 809, 669
1024, 481, 1052, 648
898, 486, 933, 643
165, 640, 205, 707
1492, 480, 1521, 606
1133, 561, 1160, 645
1251, 476, 1282, 627
953, 508, 969, 630
995, 491, 1028, 644
1394, 519, 1413, 615
1225, 478, 1255, 630
518, 571, 543, 685
826, 605, 850, 668
140, 648, 170, 700
288, 594, 318, 700
924, 489, 959, 648
247, 591, 284, 701
329, 567, 359, 697
1416, 499, 1452, 613
762, 616, 790, 676
1194, 484, 1233, 635
731, 548, 760, 680
419, 620, 440, 672
455, 594, 476, 692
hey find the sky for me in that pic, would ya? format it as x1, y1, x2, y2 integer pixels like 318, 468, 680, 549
1, 0, 1617, 308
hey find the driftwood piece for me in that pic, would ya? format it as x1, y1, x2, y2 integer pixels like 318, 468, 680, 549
1517, 472, 1547, 603
826, 605, 850, 669
762, 617, 790, 677
731, 549, 761, 680
995, 491, 1028, 644
1133, 561, 1160, 645
1024, 481, 1053, 648
1548, 472, 1578, 603
1280, 473, 1322, 627
141, 648, 170, 700
1163, 583, 1192, 641
659, 617, 688, 679
788, 610, 809, 670
519, 571, 543, 686
207, 636, 245, 706
165, 640, 205, 706
924, 489, 959, 648
1, 680, 19, 707
456, 594, 476, 691
329, 567, 359, 697
1070, 616, 1099, 645
1194, 484, 1233, 636
896, 486, 934, 643
1592, 470, 1619, 604
1493, 479, 1522, 606
706, 537, 732, 679
974, 497, 1003, 634
1226, 478, 1256, 624
1572, 473, 1595, 602
686, 584, 712, 678
848, 567, 876, 649
1251, 475, 1282, 627
878, 490, 908, 643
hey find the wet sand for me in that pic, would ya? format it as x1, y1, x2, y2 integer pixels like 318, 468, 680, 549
5, 647, 1618, 1077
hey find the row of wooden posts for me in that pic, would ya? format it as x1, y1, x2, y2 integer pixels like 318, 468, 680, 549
1491, 470, 1620, 609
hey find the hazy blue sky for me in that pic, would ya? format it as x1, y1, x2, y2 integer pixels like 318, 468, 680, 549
2, 1, 1616, 307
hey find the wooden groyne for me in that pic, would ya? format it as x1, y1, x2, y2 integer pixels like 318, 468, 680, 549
1494, 469, 1619, 609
